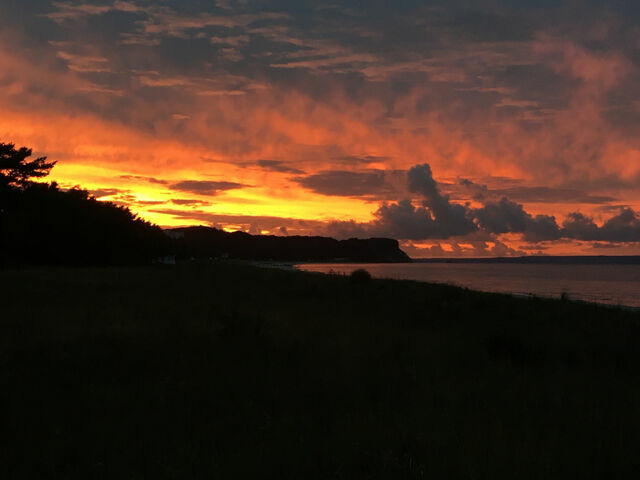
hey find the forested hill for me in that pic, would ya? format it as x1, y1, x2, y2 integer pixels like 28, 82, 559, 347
169, 226, 412, 263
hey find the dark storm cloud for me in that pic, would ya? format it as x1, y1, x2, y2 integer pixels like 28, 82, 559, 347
372, 198, 475, 240
254, 160, 304, 174
473, 198, 561, 242
563, 209, 640, 242
474, 197, 532, 234
407, 164, 476, 236
326, 163, 637, 244
492, 187, 616, 204
455, 178, 490, 202
326, 163, 477, 240
169, 180, 245, 196
561, 173, 640, 197
457, 178, 617, 204
458, 191, 636, 244
295, 170, 396, 197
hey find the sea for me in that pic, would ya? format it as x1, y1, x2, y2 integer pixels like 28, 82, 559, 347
295, 259, 640, 309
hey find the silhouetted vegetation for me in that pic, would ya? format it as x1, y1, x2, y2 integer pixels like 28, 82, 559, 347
0, 142, 56, 188
171, 226, 411, 262
0, 142, 170, 266
350, 268, 372, 284
2, 262, 639, 478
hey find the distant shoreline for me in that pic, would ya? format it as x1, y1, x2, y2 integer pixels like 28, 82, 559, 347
294, 260, 640, 309
412, 255, 640, 265
288, 255, 640, 265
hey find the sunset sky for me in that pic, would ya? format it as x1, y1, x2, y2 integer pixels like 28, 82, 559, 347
2, 0, 640, 257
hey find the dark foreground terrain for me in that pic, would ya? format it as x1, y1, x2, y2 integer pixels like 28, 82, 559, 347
2, 262, 640, 479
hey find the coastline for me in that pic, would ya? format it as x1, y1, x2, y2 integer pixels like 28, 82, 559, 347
293, 261, 640, 310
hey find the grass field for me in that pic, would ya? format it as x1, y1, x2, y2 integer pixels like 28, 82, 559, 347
2, 261, 640, 478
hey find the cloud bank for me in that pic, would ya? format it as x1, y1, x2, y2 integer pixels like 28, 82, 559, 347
327, 163, 640, 246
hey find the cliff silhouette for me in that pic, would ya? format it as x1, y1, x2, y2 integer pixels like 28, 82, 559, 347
169, 226, 412, 263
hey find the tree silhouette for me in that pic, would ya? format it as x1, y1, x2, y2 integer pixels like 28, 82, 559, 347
0, 141, 171, 266
0, 142, 56, 189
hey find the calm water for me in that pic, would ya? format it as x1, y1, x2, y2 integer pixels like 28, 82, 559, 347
295, 263, 640, 308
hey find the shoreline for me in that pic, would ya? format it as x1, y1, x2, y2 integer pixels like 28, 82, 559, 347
292, 261, 640, 310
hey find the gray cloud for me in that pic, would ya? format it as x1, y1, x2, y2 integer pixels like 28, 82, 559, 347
457, 178, 489, 201
327, 163, 477, 239
408, 164, 476, 236
492, 187, 616, 204
563, 208, 640, 242
457, 178, 616, 204
473, 197, 561, 242
295, 169, 396, 197
474, 197, 531, 234
169, 180, 245, 196
371, 198, 475, 240
255, 159, 304, 174
327, 163, 637, 244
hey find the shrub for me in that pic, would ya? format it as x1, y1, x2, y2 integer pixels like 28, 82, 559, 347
350, 268, 372, 284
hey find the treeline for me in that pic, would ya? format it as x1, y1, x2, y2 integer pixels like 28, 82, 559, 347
0, 182, 171, 266
0, 143, 170, 266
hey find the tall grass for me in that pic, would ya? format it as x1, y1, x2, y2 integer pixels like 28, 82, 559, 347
1, 261, 639, 478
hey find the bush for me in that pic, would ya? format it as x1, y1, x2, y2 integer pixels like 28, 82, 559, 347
350, 268, 372, 284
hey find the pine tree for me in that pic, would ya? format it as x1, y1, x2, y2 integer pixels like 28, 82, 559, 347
0, 142, 56, 188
